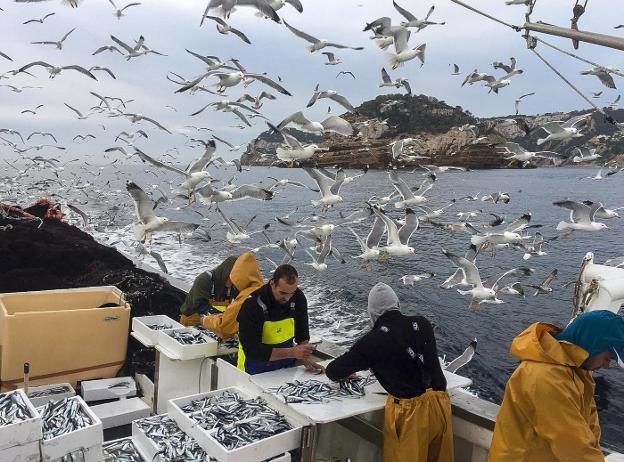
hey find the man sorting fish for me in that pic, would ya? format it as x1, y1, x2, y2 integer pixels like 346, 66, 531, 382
326, 282, 453, 462
179, 254, 240, 326
237, 264, 323, 374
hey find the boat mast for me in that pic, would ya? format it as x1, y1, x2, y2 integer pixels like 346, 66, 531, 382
523, 22, 624, 52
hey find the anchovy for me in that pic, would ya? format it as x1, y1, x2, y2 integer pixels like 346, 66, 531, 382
108, 380, 132, 390
145, 323, 175, 331
41, 397, 93, 440
195, 326, 239, 349
0, 391, 32, 426
27, 385, 73, 399
213, 408, 292, 450
269, 375, 377, 404
103, 437, 144, 462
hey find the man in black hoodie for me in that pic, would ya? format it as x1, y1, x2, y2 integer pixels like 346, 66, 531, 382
326, 282, 453, 462
179, 255, 239, 326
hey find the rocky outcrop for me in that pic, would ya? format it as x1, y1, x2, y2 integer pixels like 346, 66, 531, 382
241, 93, 624, 169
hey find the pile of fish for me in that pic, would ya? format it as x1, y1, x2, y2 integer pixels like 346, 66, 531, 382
166, 330, 209, 345
27, 385, 73, 399
213, 408, 292, 451
0, 391, 33, 426
134, 415, 217, 462
103, 438, 144, 462
195, 326, 239, 350
146, 323, 176, 331
181, 390, 274, 431
41, 397, 93, 440
269, 375, 377, 404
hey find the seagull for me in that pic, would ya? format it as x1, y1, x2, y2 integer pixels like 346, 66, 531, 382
537, 114, 590, 145
126, 181, 199, 242
203, 16, 251, 44
18, 61, 97, 80
379, 67, 411, 94
134, 146, 215, 197
306, 84, 355, 112
73, 134, 96, 142
322, 52, 342, 65
216, 206, 262, 243
92, 45, 124, 55
31, 28, 76, 50
445, 338, 477, 373
336, 71, 356, 79
387, 28, 426, 70
392, 2, 445, 31
66, 204, 89, 228
27, 132, 57, 143
89, 66, 116, 79
23, 12, 56, 25
201, 0, 280, 23
608, 94, 621, 109
237, 91, 275, 109
553, 200, 609, 232
462, 69, 490, 87
64, 103, 91, 120
0, 85, 43, 93
179, 70, 290, 95
481, 73, 520, 94
302, 237, 335, 271
482, 192, 510, 204
440, 245, 479, 289
580, 66, 618, 89
572, 147, 601, 163
470, 213, 532, 249
197, 184, 273, 206
372, 206, 418, 256
497, 142, 562, 166
108, 0, 141, 19
0, 51, 12, 62
348, 218, 384, 261
303, 167, 345, 208
267, 177, 318, 192
514, 92, 535, 115
389, 171, 435, 209
442, 249, 533, 307
267, 123, 327, 164
528, 269, 558, 296
583, 201, 623, 219
21, 104, 44, 115
118, 113, 170, 133
283, 20, 364, 52
417, 201, 456, 221
110, 35, 166, 60
592, 91, 603, 98
512, 232, 555, 260
277, 111, 353, 136
400, 273, 434, 285
450, 64, 461, 75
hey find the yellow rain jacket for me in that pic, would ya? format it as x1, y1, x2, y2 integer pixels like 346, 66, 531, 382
488, 322, 604, 462
202, 252, 264, 339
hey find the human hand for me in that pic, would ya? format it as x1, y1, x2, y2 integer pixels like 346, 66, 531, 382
291, 343, 316, 360
303, 359, 325, 373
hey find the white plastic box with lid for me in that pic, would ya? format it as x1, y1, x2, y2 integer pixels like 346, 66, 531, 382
157, 327, 218, 360
168, 386, 309, 462
38, 396, 103, 462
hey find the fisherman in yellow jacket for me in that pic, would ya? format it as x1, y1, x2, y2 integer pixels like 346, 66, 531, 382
200, 252, 264, 339
489, 310, 624, 462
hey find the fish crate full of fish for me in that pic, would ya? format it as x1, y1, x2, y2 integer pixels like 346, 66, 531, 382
103, 437, 146, 462
131, 414, 216, 462
38, 396, 103, 462
157, 327, 218, 360
168, 387, 309, 462
0, 389, 42, 452
26, 383, 76, 408
132, 315, 185, 345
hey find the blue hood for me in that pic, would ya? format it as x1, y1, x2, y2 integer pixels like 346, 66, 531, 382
556, 310, 624, 366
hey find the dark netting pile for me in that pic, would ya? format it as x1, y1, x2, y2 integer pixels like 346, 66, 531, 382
0, 205, 186, 381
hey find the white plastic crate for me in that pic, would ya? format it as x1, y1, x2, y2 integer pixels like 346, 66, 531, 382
81, 377, 137, 402
168, 387, 305, 462
132, 315, 184, 345
51, 444, 102, 462
0, 389, 43, 452
103, 437, 146, 462
0, 439, 40, 462
39, 396, 103, 462
157, 327, 218, 360
26, 383, 75, 408
91, 397, 151, 429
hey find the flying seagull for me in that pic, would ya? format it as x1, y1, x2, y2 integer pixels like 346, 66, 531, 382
23, 12, 56, 24
203, 16, 251, 44
445, 338, 477, 373
108, 0, 141, 19
31, 28, 76, 50
283, 20, 364, 52
528, 269, 558, 296
18, 61, 97, 80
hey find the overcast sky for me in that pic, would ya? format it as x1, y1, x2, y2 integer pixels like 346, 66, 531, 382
0, 0, 621, 163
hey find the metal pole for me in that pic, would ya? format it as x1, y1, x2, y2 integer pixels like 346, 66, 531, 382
524, 22, 624, 52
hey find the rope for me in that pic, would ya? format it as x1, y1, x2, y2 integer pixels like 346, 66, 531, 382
529, 47, 606, 116
448, 0, 522, 31
533, 36, 624, 79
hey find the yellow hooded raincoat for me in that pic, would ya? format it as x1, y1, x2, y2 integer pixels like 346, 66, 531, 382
201, 252, 263, 339
488, 322, 603, 462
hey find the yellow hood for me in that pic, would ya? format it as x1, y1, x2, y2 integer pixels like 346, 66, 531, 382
230, 252, 263, 293
510, 322, 589, 367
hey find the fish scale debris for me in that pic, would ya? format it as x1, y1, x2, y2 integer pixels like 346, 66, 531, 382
0, 391, 32, 426
213, 408, 292, 450
103, 437, 144, 462
134, 414, 217, 462
269, 375, 377, 404
41, 397, 93, 440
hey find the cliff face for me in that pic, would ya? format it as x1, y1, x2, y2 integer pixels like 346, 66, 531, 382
241, 93, 624, 169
